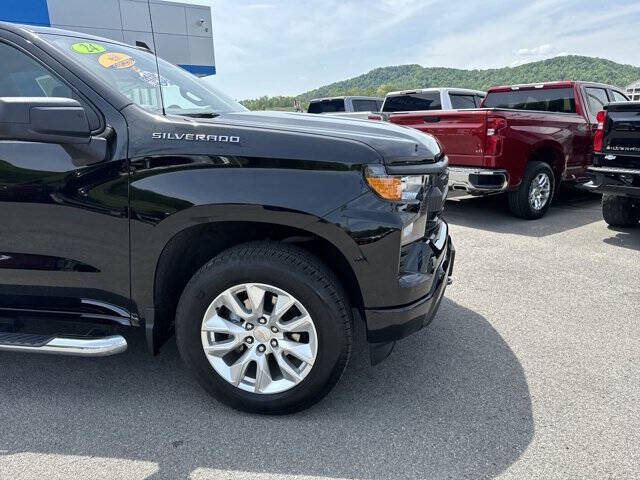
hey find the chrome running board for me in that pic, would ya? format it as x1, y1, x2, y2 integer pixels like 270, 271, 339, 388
0, 332, 127, 357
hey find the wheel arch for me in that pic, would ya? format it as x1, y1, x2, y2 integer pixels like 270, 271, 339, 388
148, 219, 364, 353
528, 142, 565, 186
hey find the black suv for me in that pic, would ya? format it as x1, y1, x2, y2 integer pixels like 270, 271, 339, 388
0, 23, 453, 414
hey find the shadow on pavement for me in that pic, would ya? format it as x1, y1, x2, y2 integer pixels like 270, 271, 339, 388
603, 225, 640, 251
0, 299, 533, 480
445, 188, 602, 237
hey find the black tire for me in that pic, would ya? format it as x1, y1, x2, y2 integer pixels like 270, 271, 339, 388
175, 241, 352, 414
508, 161, 555, 219
601, 194, 640, 228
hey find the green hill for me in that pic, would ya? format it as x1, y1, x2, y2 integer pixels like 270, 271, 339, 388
241, 55, 640, 111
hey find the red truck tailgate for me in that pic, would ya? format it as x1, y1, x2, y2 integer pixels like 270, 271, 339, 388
389, 110, 488, 166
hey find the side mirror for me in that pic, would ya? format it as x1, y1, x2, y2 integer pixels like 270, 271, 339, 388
0, 97, 91, 145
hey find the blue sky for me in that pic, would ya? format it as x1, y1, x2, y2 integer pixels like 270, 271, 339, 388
175, 0, 640, 99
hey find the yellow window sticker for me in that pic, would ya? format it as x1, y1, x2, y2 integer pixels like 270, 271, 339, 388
98, 52, 136, 69
71, 42, 106, 54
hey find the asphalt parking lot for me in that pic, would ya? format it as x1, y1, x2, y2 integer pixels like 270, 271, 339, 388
1, 189, 638, 480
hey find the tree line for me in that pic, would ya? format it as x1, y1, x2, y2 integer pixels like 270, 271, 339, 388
240, 55, 640, 111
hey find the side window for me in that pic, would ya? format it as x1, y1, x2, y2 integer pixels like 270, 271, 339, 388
450, 94, 476, 109
584, 87, 609, 119
352, 99, 379, 112
0, 42, 100, 130
610, 90, 629, 102
475, 94, 486, 107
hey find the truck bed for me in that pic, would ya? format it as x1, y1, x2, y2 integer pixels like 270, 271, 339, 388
389, 107, 593, 188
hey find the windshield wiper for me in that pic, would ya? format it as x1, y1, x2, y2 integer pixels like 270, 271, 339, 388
179, 112, 221, 119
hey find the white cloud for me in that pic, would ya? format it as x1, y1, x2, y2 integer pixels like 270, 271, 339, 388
516, 44, 552, 56
509, 45, 573, 66
510, 50, 571, 67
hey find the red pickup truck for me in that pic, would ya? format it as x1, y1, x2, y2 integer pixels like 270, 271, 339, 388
389, 81, 629, 218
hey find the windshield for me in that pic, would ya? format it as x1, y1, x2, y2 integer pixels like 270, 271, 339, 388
42, 34, 247, 116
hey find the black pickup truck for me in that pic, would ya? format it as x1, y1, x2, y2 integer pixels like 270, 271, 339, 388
0, 23, 453, 413
585, 103, 640, 227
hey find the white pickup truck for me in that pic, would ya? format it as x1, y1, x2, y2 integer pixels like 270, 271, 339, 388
381, 88, 486, 113
307, 96, 383, 119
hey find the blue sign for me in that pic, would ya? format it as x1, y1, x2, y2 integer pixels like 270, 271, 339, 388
0, 0, 51, 26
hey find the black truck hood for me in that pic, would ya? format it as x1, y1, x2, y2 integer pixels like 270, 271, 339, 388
210, 110, 442, 165
125, 105, 443, 169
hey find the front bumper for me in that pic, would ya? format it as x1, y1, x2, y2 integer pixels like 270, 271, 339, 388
364, 230, 455, 362
583, 166, 640, 198
448, 166, 509, 195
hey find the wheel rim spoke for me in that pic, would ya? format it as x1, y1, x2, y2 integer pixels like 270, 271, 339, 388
277, 314, 313, 333
220, 290, 251, 320
202, 314, 246, 336
246, 284, 266, 316
254, 354, 272, 393
275, 352, 303, 383
227, 349, 253, 386
203, 336, 244, 357
280, 339, 315, 365
271, 293, 295, 322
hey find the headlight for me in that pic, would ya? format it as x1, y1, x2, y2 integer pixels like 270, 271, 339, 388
401, 215, 428, 245
364, 165, 429, 202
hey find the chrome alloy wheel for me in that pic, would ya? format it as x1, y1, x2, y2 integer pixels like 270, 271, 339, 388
201, 283, 318, 394
528, 172, 551, 211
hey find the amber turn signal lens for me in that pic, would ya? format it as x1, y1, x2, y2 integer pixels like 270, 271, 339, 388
366, 176, 402, 200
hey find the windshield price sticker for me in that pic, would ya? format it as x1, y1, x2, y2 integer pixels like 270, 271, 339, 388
71, 42, 106, 54
98, 52, 136, 69
130, 66, 170, 87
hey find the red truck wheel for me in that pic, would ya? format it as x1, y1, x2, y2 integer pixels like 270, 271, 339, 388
508, 161, 555, 219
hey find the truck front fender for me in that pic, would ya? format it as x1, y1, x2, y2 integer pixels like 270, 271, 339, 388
128, 160, 370, 350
